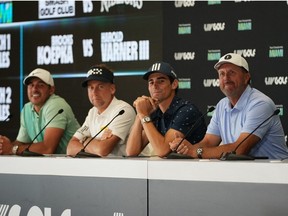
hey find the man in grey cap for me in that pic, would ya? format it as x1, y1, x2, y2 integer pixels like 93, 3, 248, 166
169, 53, 288, 160
66, 64, 135, 157
0, 68, 80, 155
126, 61, 206, 157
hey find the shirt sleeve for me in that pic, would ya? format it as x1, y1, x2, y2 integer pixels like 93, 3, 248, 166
107, 106, 136, 141
73, 113, 92, 143
241, 100, 276, 139
16, 110, 31, 143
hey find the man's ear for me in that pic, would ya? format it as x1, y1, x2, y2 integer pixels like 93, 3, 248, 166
172, 79, 178, 90
49, 86, 55, 95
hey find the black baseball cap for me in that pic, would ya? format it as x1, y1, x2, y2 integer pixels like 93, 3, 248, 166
82, 66, 114, 87
143, 62, 178, 80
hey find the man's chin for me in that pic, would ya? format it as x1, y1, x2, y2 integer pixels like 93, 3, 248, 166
151, 96, 161, 102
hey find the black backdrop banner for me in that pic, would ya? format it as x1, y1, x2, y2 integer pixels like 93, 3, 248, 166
0, 1, 287, 145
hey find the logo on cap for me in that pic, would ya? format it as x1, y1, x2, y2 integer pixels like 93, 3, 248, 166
224, 54, 232, 60
151, 63, 162, 71
87, 67, 103, 77
143, 62, 177, 80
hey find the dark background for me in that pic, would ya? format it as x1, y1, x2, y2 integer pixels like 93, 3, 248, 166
0, 1, 287, 145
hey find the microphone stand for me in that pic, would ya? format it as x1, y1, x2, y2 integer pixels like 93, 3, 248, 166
167, 107, 215, 159
21, 148, 44, 157
220, 109, 280, 161
21, 109, 64, 157
75, 110, 125, 158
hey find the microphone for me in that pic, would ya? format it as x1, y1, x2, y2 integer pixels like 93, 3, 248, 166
21, 109, 64, 157
167, 106, 215, 159
220, 109, 280, 161
75, 109, 125, 158
1, 114, 12, 122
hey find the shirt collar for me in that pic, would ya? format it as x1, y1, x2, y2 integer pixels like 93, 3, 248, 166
224, 85, 252, 112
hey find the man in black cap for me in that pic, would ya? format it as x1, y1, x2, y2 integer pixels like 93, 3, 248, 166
126, 62, 206, 157
67, 64, 135, 157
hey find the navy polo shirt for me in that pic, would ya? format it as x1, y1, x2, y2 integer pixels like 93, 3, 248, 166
150, 96, 207, 144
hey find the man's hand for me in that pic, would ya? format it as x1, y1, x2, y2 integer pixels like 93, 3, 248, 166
169, 132, 192, 155
133, 96, 159, 117
0, 135, 13, 155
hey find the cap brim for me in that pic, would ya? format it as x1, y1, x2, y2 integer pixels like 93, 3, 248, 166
214, 61, 228, 70
143, 71, 177, 80
23, 76, 34, 85
23, 76, 51, 86
82, 76, 112, 87
214, 61, 249, 72
143, 71, 155, 80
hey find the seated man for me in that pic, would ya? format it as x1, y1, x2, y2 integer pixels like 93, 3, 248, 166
0, 68, 80, 155
126, 62, 206, 157
67, 64, 136, 157
169, 53, 288, 159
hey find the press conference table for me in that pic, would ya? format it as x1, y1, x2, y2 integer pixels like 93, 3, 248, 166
0, 156, 288, 216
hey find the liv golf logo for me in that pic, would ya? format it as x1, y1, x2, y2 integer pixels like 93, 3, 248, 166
0, 204, 71, 216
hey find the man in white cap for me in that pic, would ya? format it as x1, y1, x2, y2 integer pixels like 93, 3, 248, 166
169, 53, 288, 159
0, 68, 80, 155
66, 64, 135, 157
126, 62, 206, 157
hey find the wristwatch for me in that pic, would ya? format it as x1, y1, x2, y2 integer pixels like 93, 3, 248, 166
12, 145, 19, 155
196, 147, 203, 159
141, 116, 151, 124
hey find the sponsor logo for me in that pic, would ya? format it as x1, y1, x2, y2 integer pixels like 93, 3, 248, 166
178, 78, 191, 89
203, 79, 219, 87
207, 50, 221, 61
175, 0, 195, 8
264, 76, 288, 86
38, 0, 75, 19
100, 0, 143, 12
204, 22, 225, 31
174, 52, 195, 61
234, 49, 256, 58
208, 0, 221, 5
238, 19, 252, 31
269, 46, 284, 58
178, 24, 191, 35
0, 204, 71, 216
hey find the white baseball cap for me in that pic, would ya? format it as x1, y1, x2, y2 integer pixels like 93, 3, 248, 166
23, 68, 54, 86
214, 53, 249, 72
